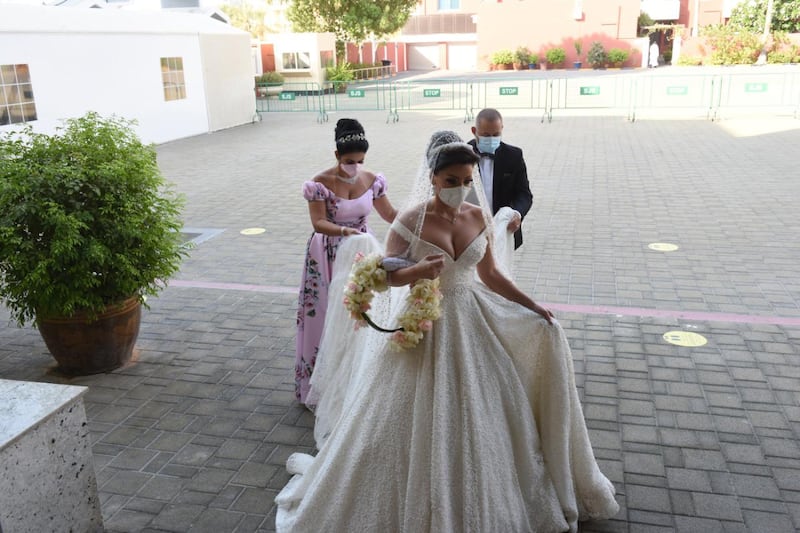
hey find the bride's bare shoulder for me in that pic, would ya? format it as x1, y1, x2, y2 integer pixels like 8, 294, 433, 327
463, 203, 487, 225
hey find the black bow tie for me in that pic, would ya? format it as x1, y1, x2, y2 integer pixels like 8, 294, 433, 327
478, 151, 495, 160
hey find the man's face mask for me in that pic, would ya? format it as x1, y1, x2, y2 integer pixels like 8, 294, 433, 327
477, 136, 501, 154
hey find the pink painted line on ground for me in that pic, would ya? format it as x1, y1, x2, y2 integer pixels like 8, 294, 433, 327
170, 279, 297, 295
547, 302, 800, 327
172, 279, 800, 326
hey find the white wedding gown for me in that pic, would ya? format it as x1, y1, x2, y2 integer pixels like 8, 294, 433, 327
276, 223, 620, 532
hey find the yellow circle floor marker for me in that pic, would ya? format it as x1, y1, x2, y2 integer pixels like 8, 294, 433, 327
240, 228, 266, 235
663, 331, 707, 347
649, 242, 679, 252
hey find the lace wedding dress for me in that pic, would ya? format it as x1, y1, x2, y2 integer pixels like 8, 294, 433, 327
276, 220, 620, 532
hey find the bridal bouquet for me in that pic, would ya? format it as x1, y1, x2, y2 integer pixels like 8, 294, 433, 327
344, 252, 442, 351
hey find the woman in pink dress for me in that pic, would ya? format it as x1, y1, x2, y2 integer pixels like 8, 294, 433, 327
295, 118, 396, 408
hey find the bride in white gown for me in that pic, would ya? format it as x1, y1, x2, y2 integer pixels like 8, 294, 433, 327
276, 131, 620, 532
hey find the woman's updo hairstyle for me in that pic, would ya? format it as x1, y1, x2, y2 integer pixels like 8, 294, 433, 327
425, 130, 479, 174
335, 118, 369, 155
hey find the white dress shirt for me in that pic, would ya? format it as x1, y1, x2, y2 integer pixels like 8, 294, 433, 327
478, 155, 494, 210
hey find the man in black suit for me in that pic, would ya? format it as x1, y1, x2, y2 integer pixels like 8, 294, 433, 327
467, 108, 533, 249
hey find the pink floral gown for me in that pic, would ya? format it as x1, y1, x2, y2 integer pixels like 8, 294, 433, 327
295, 175, 388, 405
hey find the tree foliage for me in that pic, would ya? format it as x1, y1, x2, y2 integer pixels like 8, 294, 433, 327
728, 0, 800, 33
220, 1, 267, 39
288, 0, 418, 44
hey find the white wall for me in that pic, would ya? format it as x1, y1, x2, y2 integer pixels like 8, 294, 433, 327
0, 31, 209, 144
199, 32, 256, 133
270, 32, 336, 87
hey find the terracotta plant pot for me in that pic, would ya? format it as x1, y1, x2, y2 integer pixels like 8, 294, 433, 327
38, 296, 142, 375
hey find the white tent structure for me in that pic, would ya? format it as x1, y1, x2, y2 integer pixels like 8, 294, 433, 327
0, 5, 255, 143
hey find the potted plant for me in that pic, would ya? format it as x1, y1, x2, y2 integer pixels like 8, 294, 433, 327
545, 47, 566, 68
255, 71, 285, 97
325, 61, 354, 93
491, 50, 515, 70
588, 41, 608, 69
514, 46, 532, 70
527, 53, 539, 70
607, 48, 630, 68
573, 40, 583, 69
0, 112, 188, 375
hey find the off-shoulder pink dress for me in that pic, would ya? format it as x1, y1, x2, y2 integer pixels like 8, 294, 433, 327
295, 175, 388, 406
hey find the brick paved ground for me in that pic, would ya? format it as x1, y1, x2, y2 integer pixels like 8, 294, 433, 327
1, 104, 799, 532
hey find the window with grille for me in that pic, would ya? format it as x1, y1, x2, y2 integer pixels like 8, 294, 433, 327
1, 64, 37, 126
161, 57, 186, 101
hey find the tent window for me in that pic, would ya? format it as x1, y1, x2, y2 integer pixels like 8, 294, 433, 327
0, 64, 37, 126
161, 57, 186, 101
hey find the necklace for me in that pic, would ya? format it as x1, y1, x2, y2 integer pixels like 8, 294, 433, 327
336, 174, 358, 184
430, 206, 459, 224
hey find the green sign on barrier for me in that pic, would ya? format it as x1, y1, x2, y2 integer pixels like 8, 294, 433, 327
348, 89, 366, 98
278, 92, 295, 101
580, 86, 600, 96
499, 87, 519, 96
667, 86, 688, 95
745, 83, 767, 93
423, 89, 441, 97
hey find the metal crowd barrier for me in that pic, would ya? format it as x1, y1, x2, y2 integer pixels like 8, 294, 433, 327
713, 71, 800, 120
255, 82, 326, 122
255, 71, 800, 123
318, 80, 392, 123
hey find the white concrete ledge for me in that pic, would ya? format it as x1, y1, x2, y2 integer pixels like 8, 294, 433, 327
0, 378, 103, 532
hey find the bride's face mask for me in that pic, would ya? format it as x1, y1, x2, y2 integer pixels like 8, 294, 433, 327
433, 163, 474, 208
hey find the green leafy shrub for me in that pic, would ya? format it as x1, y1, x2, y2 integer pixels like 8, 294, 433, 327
607, 48, 630, 65
491, 49, 515, 65
768, 50, 797, 63
545, 47, 566, 66
256, 71, 284, 84
528, 53, 539, 65
0, 112, 188, 326
325, 61, 354, 82
515, 46, 532, 64
701, 24, 761, 65
574, 40, 583, 59
767, 32, 800, 64
676, 55, 703, 66
587, 41, 607, 68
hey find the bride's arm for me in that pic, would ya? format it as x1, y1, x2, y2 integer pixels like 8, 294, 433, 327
383, 222, 444, 287
477, 242, 554, 323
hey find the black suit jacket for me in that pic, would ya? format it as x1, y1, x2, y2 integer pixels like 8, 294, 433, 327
468, 139, 533, 249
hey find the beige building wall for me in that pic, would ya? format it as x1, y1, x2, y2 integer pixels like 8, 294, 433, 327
475, 0, 641, 69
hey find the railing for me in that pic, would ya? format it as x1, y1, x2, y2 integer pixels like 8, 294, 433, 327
349, 65, 394, 81
255, 71, 800, 123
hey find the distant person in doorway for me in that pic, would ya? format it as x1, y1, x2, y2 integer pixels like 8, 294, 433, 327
649, 41, 660, 68
467, 108, 533, 250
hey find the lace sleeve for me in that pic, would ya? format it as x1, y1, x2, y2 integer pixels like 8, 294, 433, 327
385, 209, 419, 260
